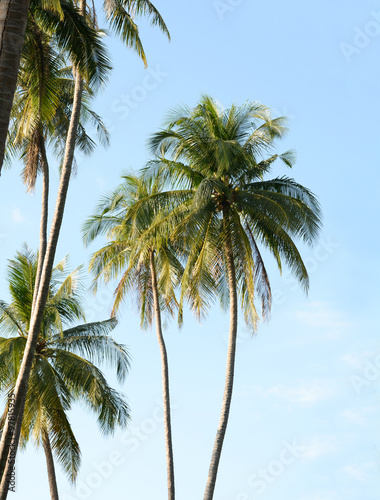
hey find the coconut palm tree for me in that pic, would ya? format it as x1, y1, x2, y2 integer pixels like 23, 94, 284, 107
0, 1, 168, 489
0, 247, 130, 500
82, 174, 182, 500
0, 6, 111, 486
148, 95, 323, 500
0, 0, 111, 473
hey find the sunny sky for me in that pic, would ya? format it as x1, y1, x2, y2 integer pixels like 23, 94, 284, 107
0, 0, 379, 499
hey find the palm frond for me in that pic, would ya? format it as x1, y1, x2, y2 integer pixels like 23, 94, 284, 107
50, 318, 130, 383
103, 0, 170, 67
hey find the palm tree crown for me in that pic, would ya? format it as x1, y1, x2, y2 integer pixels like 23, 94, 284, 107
83, 174, 182, 324
149, 95, 322, 328
0, 247, 130, 485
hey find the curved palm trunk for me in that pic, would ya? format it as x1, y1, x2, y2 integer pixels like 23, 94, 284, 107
32, 138, 49, 309
0, 43, 84, 500
42, 429, 59, 500
0, 0, 30, 172
149, 249, 175, 500
203, 212, 238, 500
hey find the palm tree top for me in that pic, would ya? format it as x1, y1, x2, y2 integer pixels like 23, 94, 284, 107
149, 95, 294, 181
0, 247, 130, 375
1, 247, 84, 337
147, 96, 323, 328
82, 174, 183, 327
0, 247, 131, 482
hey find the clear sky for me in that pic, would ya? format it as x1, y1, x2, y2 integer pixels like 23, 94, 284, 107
0, 0, 379, 499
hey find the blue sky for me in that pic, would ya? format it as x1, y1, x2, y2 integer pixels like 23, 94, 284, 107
0, 0, 380, 498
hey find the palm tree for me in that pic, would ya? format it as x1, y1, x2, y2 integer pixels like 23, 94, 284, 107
82, 174, 182, 500
148, 95, 323, 500
0, 2, 169, 492
0, 5, 111, 487
0, 247, 130, 500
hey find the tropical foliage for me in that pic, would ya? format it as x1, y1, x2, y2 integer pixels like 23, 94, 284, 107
0, 0, 324, 495
0, 248, 130, 497
0, 2, 170, 494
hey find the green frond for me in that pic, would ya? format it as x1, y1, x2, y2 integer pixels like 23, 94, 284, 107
146, 95, 322, 328
0, 302, 26, 337
0, 247, 130, 482
85, 174, 185, 328
228, 210, 259, 331
51, 349, 130, 434
50, 318, 130, 383
0, 337, 27, 387
46, 414, 81, 483
243, 221, 272, 319
88, 241, 131, 292
32, 0, 112, 87
104, 0, 169, 67
104, 0, 146, 66
39, 0, 64, 19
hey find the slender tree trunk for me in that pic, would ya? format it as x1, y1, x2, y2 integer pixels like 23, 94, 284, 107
0, 31, 84, 500
203, 210, 238, 500
32, 138, 49, 309
149, 249, 175, 500
42, 429, 59, 500
1, 142, 50, 494
0, 0, 30, 173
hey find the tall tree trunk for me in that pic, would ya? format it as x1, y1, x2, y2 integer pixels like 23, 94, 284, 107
203, 210, 238, 500
42, 429, 59, 500
1, 142, 50, 495
149, 249, 175, 500
0, 0, 29, 173
32, 138, 49, 309
0, 37, 84, 500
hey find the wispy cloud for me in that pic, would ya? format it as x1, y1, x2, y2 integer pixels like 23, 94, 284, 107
252, 379, 337, 406
340, 351, 376, 369
340, 406, 376, 426
342, 462, 377, 481
293, 301, 351, 341
11, 208, 25, 224
302, 435, 338, 460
